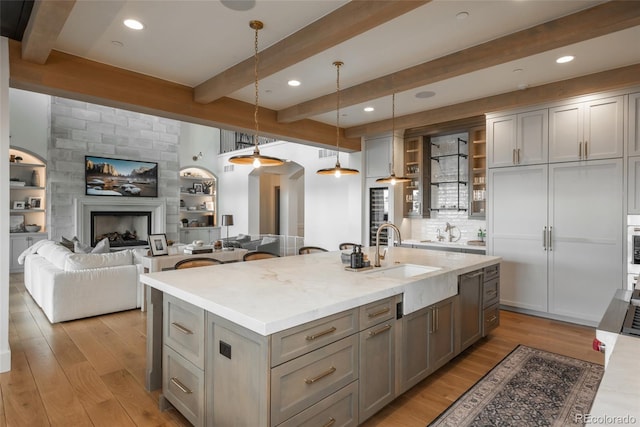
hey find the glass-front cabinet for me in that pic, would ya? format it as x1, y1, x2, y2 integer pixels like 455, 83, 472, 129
429, 134, 468, 213
403, 136, 430, 218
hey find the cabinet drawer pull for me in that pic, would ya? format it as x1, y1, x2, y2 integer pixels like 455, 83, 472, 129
486, 315, 498, 323
585, 141, 588, 159
306, 326, 337, 341
171, 322, 194, 335
579, 141, 582, 159
368, 324, 392, 337
170, 377, 193, 394
464, 271, 483, 279
305, 366, 336, 384
485, 289, 497, 297
323, 417, 336, 427
367, 307, 391, 319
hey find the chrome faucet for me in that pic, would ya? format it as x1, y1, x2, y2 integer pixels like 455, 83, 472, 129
444, 222, 460, 242
375, 223, 402, 267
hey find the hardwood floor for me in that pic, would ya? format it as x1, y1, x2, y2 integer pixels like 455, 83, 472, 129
0, 273, 603, 426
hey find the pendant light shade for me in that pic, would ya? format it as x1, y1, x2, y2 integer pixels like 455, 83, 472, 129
229, 20, 284, 168
376, 93, 411, 185
317, 61, 359, 177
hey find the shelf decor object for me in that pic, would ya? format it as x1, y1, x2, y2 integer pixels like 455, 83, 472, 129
229, 20, 284, 168
221, 214, 234, 250
317, 61, 359, 177
376, 93, 411, 185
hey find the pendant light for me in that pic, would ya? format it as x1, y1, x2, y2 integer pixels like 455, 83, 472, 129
317, 61, 359, 177
376, 93, 411, 185
229, 20, 284, 168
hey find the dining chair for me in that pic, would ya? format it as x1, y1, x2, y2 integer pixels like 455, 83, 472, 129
298, 246, 328, 255
174, 257, 224, 269
243, 251, 280, 261
339, 243, 357, 250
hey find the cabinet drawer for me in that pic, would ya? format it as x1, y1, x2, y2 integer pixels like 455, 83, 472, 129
483, 278, 500, 308
483, 264, 500, 282
483, 303, 500, 336
164, 294, 205, 369
278, 381, 358, 427
271, 335, 359, 426
271, 309, 358, 367
359, 296, 397, 330
163, 345, 205, 427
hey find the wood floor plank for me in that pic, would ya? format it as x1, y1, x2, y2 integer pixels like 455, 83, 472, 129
62, 318, 126, 376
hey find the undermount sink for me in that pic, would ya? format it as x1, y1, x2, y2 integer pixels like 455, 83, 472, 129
366, 263, 441, 279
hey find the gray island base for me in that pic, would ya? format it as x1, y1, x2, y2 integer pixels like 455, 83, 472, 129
140, 246, 501, 426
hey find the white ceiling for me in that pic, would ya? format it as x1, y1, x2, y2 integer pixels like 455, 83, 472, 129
52, 0, 640, 129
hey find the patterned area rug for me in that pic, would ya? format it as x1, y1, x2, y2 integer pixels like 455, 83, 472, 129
429, 345, 604, 427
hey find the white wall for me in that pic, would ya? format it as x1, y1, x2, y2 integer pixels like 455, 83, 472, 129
1, 37, 12, 372
8, 88, 49, 159
216, 141, 363, 250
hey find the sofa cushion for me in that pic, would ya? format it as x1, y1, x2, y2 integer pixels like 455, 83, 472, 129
60, 236, 78, 251
37, 243, 73, 270
17, 239, 55, 265
64, 250, 133, 271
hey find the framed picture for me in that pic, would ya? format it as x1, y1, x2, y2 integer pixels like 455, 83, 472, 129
193, 182, 204, 193
148, 233, 169, 256
28, 197, 42, 209
205, 201, 214, 211
10, 215, 24, 232
12, 201, 25, 210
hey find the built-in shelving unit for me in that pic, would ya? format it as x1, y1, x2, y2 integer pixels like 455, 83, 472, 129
179, 167, 220, 244
430, 136, 468, 212
469, 127, 486, 218
403, 136, 430, 218
9, 147, 48, 272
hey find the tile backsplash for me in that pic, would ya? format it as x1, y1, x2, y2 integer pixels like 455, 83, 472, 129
402, 212, 486, 243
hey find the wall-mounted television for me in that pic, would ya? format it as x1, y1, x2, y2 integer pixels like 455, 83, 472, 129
85, 156, 158, 197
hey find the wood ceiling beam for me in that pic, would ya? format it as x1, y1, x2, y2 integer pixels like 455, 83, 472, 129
8, 40, 360, 151
21, 0, 76, 64
193, 0, 430, 104
346, 63, 640, 138
280, 1, 640, 124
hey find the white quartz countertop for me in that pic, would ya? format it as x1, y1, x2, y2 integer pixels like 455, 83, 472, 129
403, 239, 486, 252
140, 246, 500, 336
587, 335, 640, 425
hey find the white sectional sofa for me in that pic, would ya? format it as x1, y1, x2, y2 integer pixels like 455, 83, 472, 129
21, 240, 143, 323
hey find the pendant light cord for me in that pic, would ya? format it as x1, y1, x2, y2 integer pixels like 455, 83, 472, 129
335, 61, 342, 165
253, 21, 260, 151
391, 92, 396, 175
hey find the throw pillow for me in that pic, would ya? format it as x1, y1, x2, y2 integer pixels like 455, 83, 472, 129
74, 237, 110, 254
37, 243, 73, 270
60, 236, 78, 252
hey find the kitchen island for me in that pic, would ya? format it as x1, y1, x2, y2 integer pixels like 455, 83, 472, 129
140, 246, 500, 426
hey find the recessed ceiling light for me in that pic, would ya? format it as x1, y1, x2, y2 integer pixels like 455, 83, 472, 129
513, 68, 523, 73
288, 80, 301, 87
556, 55, 574, 64
220, 0, 255, 11
415, 91, 436, 99
123, 19, 144, 30
456, 11, 469, 20
364, 106, 374, 112
111, 40, 124, 47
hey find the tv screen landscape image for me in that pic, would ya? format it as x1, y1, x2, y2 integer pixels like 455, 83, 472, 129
85, 156, 158, 197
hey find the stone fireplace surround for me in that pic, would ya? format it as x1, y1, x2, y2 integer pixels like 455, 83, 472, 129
75, 197, 166, 247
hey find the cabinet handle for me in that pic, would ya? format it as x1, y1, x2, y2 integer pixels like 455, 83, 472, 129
306, 326, 336, 341
543, 226, 547, 250
435, 308, 439, 331
517, 148, 521, 164
486, 315, 498, 323
323, 418, 336, 427
578, 141, 582, 159
367, 307, 390, 319
548, 226, 553, 251
171, 322, 193, 335
585, 141, 588, 159
170, 377, 193, 394
368, 324, 392, 338
485, 289, 497, 297
305, 366, 336, 384
512, 148, 516, 165
464, 271, 483, 279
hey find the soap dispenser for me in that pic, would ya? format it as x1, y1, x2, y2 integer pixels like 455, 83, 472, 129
350, 245, 358, 269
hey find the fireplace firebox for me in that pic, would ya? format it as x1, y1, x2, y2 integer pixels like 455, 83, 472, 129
91, 211, 151, 247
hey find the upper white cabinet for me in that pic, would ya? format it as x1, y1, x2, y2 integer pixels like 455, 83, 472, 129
487, 109, 548, 168
629, 92, 640, 156
549, 96, 623, 163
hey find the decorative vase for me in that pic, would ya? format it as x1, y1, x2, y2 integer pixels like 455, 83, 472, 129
31, 170, 41, 187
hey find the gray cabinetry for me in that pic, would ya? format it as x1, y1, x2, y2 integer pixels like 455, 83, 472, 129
458, 269, 483, 352
482, 264, 501, 336
10, 233, 47, 272
428, 297, 456, 372
487, 109, 548, 168
358, 297, 397, 422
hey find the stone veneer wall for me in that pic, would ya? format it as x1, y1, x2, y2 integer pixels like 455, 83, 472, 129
48, 97, 180, 243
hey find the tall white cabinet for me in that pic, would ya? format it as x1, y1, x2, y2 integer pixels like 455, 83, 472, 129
487, 92, 625, 325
